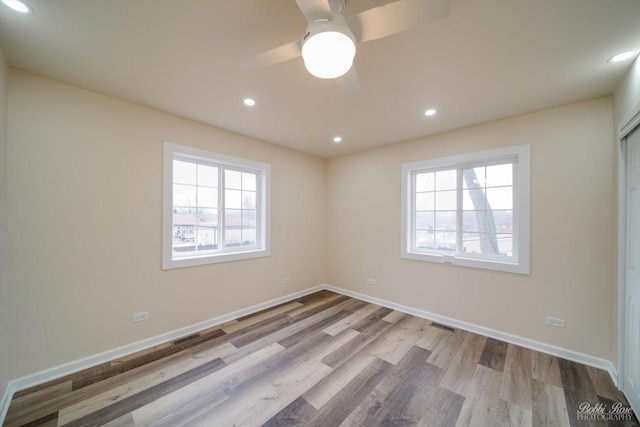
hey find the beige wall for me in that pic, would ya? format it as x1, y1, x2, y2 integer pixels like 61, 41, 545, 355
0, 47, 9, 396
5, 70, 326, 379
327, 97, 615, 359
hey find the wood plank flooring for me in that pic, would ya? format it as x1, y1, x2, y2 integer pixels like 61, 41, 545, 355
4, 290, 639, 427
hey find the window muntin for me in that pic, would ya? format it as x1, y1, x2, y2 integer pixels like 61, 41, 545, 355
163, 143, 270, 269
402, 145, 530, 274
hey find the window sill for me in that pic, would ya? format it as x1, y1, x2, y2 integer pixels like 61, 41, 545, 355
401, 251, 529, 275
163, 248, 270, 270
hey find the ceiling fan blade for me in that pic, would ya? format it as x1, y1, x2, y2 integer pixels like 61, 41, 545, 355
295, 0, 333, 23
239, 40, 302, 71
348, 0, 450, 43
335, 66, 360, 96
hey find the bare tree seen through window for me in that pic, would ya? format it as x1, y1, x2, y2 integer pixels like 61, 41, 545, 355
462, 168, 499, 255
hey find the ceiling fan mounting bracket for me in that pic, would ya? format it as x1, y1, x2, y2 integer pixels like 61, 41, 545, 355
303, 19, 355, 46
328, 0, 345, 16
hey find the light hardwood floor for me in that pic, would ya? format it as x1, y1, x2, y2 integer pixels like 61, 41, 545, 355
3, 290, 638, 426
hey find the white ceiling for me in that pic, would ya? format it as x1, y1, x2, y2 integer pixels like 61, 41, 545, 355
0, 0, 639, 158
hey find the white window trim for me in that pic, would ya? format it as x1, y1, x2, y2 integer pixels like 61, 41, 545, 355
401, 144, 530, 274
163, 142, 271, 269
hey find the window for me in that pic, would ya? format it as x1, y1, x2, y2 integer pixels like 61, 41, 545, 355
163, 142, 270, 269
401, 145, 530, 274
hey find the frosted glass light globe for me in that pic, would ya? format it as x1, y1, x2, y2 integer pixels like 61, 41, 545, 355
302, 24, 356, 79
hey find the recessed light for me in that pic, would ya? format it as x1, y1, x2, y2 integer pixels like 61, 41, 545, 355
607, 50, 638, 63
1, 0, 33, 14
243, 98, 256, 107
424, 109, 437, 117
333, 136, 343, 143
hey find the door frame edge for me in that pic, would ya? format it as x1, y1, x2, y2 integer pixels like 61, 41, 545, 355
617, 99, 640, 394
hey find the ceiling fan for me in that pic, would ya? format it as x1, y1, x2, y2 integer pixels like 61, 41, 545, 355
239, 0, 451, 94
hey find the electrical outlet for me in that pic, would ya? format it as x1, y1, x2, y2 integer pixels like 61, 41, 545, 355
133, 312, 149, 323
368, 278, 376, 286
546, 316, 565, 328
283, 277, 291, 284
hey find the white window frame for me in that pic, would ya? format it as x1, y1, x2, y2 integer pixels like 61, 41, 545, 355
401, 145, 530, 274
163, 142, 270, 269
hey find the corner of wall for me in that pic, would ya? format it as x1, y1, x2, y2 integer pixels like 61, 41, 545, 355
0, 44, 11, 418
321, 156, 330, 285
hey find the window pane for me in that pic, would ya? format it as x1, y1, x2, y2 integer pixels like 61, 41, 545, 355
435, 190, 456, 211
242, 210, 256, 227
225, 170, 242, 190
415, 230, 435, 249
225, 228, 242, 247
462, 211, 479, 232
464, 210, 495, 234
463, 233, 501, 254
197, 187, 217, 208
463, 188, 487, 211
242, 191, 256, 209
463, 167, 486, 189
416, 192, 435, 211
463, 233, 494, 255
173, 211, 196, 254
242, 172, 257, 191
197, 164, 218, 187
173, 213, 196, 238
172, 206, 195, 215
241, 228, 256, 246
486, 187, 512, 210
497, 234, 513, 256
434, 231, 456, 251
435, 211, 456, 232
462, 233, 512, 256
197, 208, 218, 227
416, 211, 434, 230
196, 227, 217, 249
225, 209, 241, 227
435, 169, 456, 191
225, 189, 242, 209
462, 233, 481, 254
486, 163, 512, 187
173, 184, 196, 207
494, 210, 513, 233
416, 172, 434, 192
173, 160, 196, 185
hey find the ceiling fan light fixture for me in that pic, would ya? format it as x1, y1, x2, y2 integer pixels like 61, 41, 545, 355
302, 21, 356, 79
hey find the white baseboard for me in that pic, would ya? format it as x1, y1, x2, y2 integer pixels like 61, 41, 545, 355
0, 283, 621, 425
0, 382, 14, 427
322, 284, 619, 388
0, 285, 324, 424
